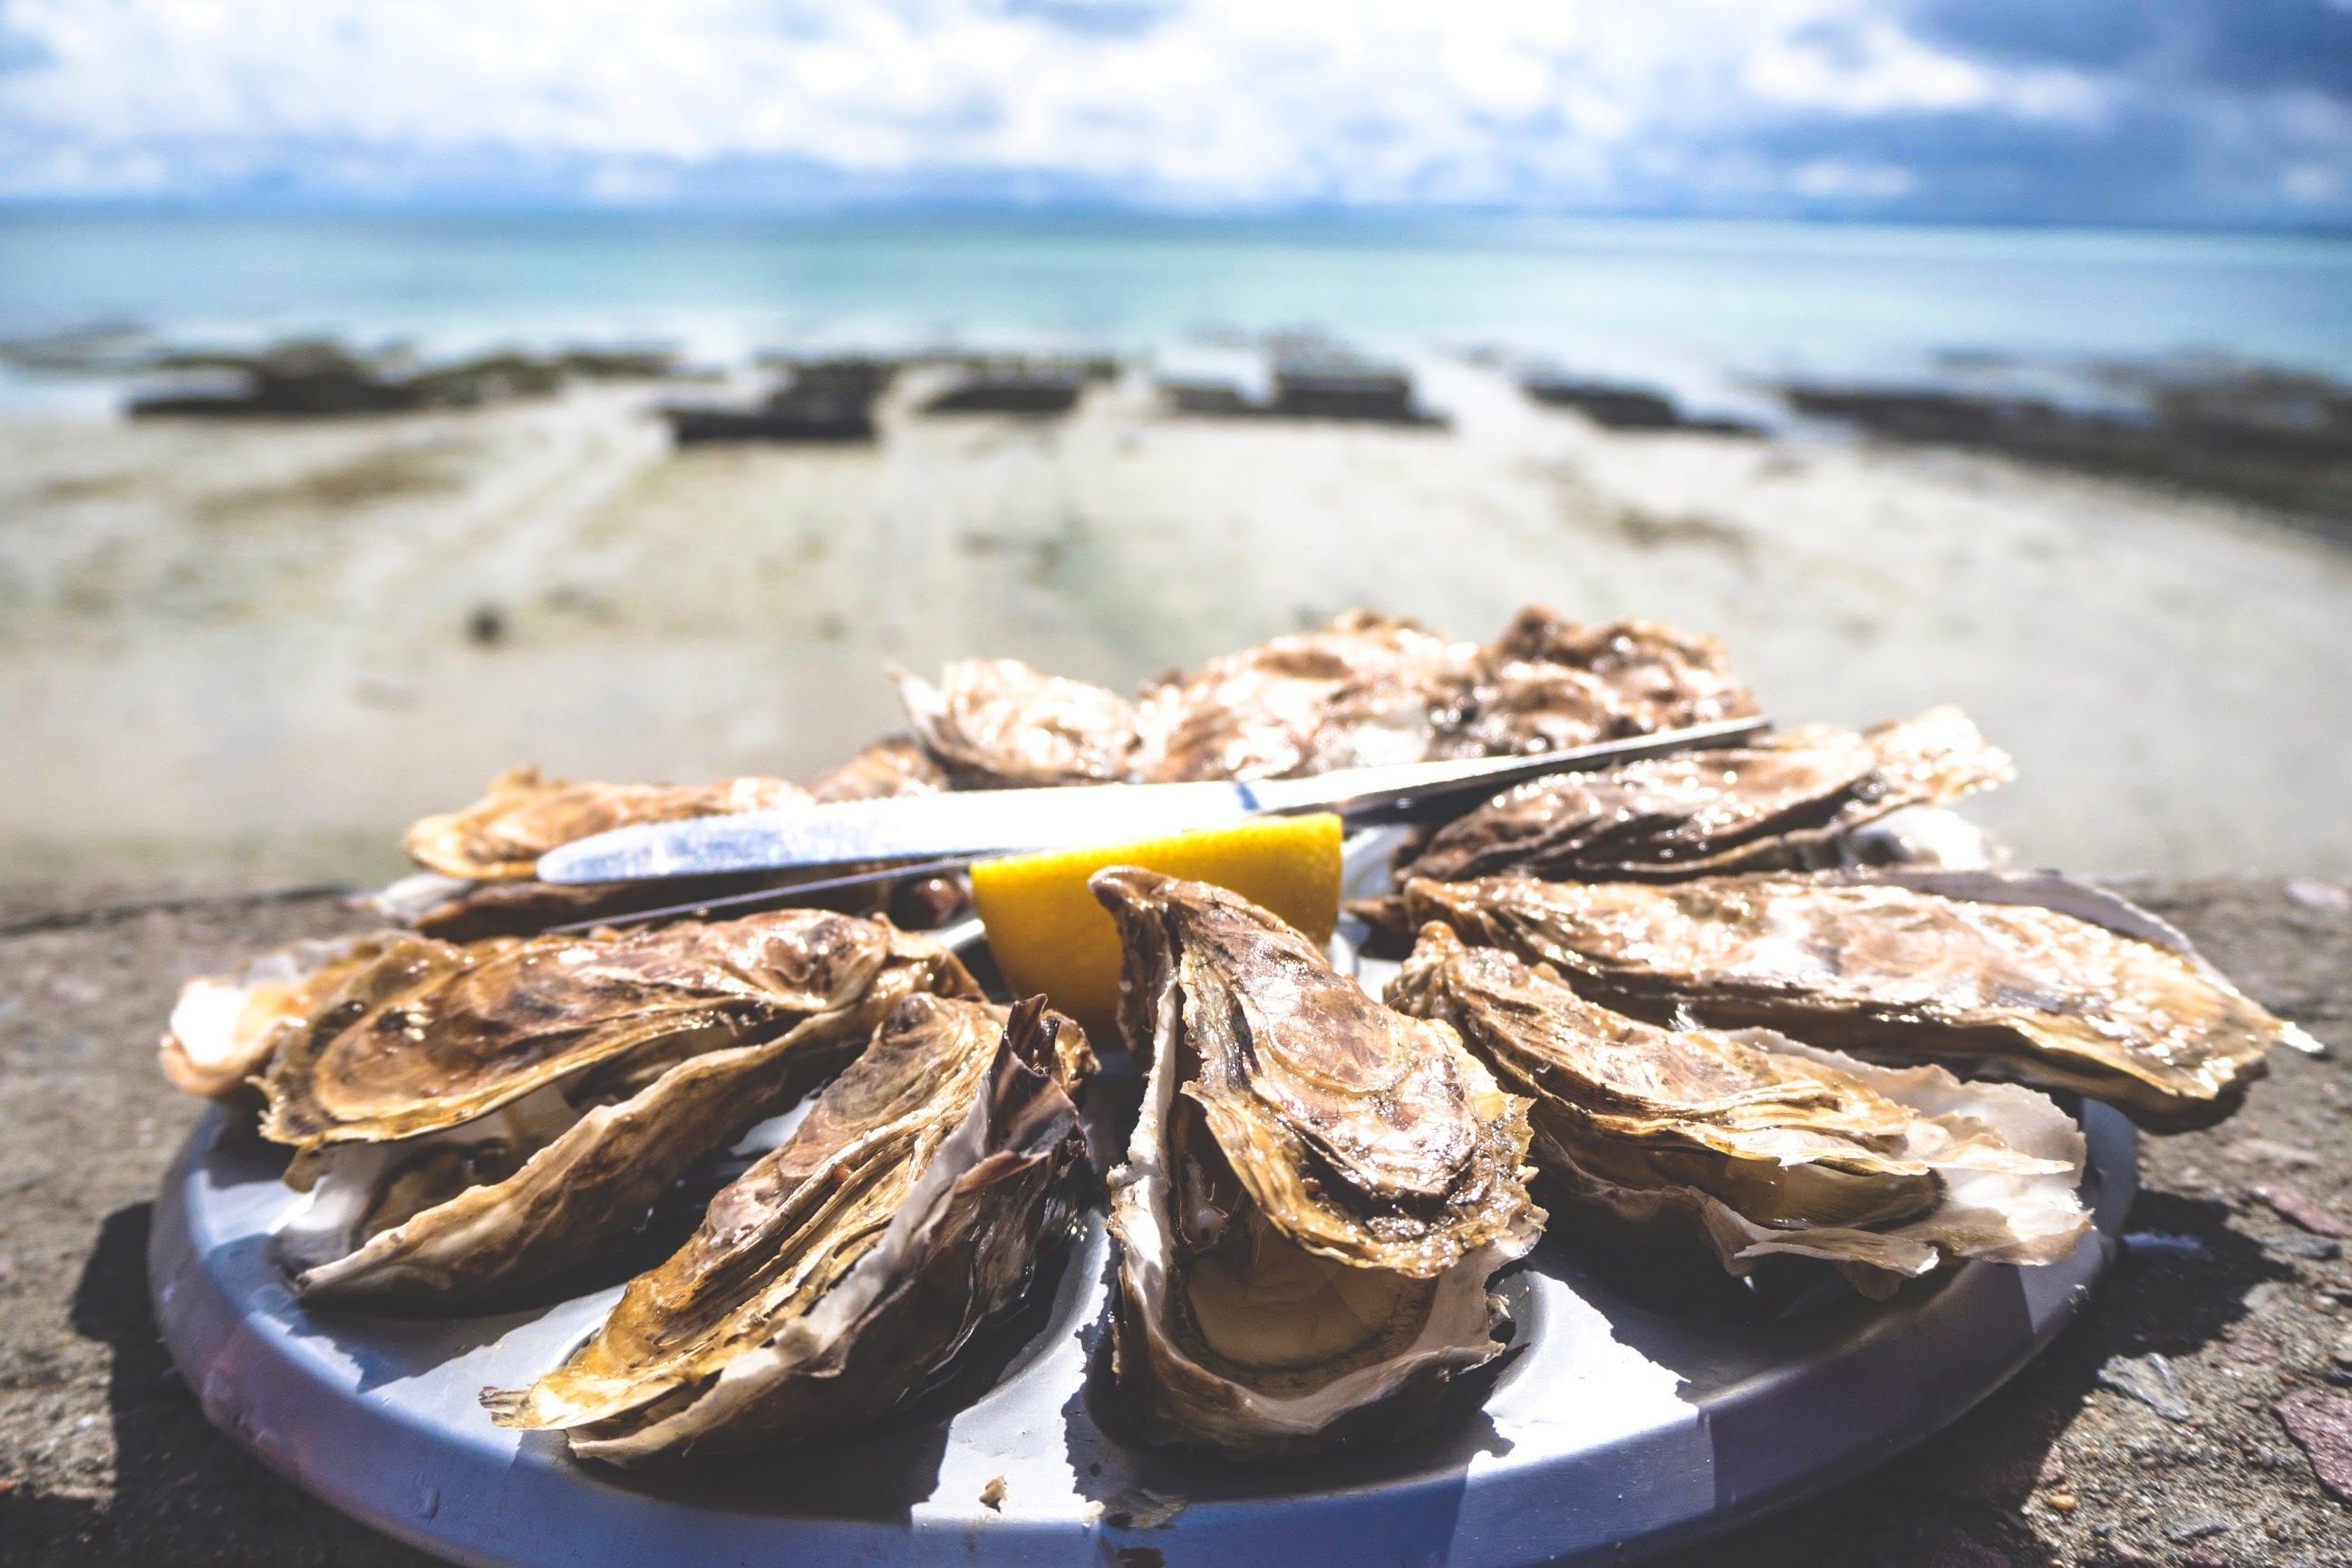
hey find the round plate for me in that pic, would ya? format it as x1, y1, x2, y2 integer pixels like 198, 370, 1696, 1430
150, 1089, 2132, 1568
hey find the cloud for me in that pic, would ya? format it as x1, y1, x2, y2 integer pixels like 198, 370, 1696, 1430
0, 0, 2345, 224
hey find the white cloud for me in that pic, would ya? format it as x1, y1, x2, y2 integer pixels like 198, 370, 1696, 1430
0, 0, 2341, 218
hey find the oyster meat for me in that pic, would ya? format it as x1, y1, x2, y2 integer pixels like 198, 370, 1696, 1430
160, 934, 401, 1100
895, 658, 1140, 788
1387, 924, 2086, 1296
264, 910, 979, 1306
1389, 705, 2011, 893
404, 766, 809, 881
484, 993, 1094, 1463
1091, 867, 1541, 1458
1401, 873, 2308, 1132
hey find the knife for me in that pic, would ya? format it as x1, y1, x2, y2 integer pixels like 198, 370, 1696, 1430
535, 715, 1769, 886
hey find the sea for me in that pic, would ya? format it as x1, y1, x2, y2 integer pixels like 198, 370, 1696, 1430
4, 208, 2349, 417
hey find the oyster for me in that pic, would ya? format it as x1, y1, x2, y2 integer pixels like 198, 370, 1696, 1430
1389, 706, 2011, 892
1432, 607, 1755, 758
1133, 610, 1474, 781
895, 658, 1140, 787
160, 934, 400, 1100
404, 766, 809, 881
806, 735, 951, 802
484, 993, 1094, 1463
265, 910, 980, 1305
1090, 867, 1541, 1458
1400, 873, 2308, 1132
1387, 924, 2086, 1296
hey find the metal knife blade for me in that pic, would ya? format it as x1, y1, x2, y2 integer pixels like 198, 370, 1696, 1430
534, 716, 1770, 885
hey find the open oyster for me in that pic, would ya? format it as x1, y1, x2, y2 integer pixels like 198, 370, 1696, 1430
895, 658, 1140, 787
483, 992, 1094, 1464
264, 910, 979, 1306
160, 934, 401, 1100
1368, 707, 2010, 918
404, 766, 809, 881
1090, 867, 1541, 1458
1387, 924, 2086, 1296
1400, 873, 2309, 1132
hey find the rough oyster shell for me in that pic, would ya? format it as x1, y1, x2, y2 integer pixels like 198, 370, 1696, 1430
805, 734, 951, 801
1430, 609, 1758, 759
895, 658, 1140, 787
1400, 872, 2308, 1132
1133, 610, 1473, 782
1090, 867, 1541, 1458
266, 911, 979, 1306
160, 933, 401, 1100
1399, 706, 2011, 886
404, 766, 810, 881
1386, 924, 2086, 1297
483, 992, 1094, 1463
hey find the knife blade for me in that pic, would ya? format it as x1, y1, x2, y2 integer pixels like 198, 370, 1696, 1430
534, 715, 1769, 885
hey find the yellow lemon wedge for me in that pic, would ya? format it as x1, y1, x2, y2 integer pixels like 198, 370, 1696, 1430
969, 812, 1343, 1051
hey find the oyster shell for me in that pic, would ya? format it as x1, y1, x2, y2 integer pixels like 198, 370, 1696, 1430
806, 734, 951, 801
483, 992, 1094, 1463
1400, 873, 2308, 1132
1387, 924, 2086, 1297
266, 911, 980, 1305
1379, 706, 2010, 899
404, 766, 809, 881
895, 658, 1140, 787
1133, 610, 1474, 781
160, 934, 400, 1099
1430, 609, 1757, 758
1090, 866, 1541, 1458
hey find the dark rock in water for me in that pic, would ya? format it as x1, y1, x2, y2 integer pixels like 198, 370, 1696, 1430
923, 361, 1090, 416
1779, 362, 2352, 523
1157, 334, 1444, 425
128, 338, 671, 420
663, 354, 897, 443
1522, 375, 1761, 436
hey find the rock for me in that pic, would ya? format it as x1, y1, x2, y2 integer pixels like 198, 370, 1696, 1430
2226, 1137, 2325, 1168
2267, 1233, 2343, 1262
2286, 878, 2352, 914
2277, 1388, 2352, 1503
2249, 1183, 2352, 1239
2164, 1513, 2229, 1543
2100, 1352, 2192, 1421
2124, 1230, 2211, 1260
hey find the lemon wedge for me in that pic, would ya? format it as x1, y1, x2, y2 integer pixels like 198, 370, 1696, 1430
969, 812, 1343, 1051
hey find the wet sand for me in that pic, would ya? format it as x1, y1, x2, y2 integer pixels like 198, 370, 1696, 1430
5, 360, 2350, 885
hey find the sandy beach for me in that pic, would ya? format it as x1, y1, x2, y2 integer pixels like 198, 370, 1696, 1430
5, 358, 2350, 886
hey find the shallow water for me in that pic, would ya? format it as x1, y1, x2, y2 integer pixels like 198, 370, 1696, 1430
5, 210, 2349, 408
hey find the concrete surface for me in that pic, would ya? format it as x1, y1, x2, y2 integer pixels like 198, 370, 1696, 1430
1, 876, 2349, 1566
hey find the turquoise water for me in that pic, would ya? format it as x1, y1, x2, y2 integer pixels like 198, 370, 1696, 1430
5, 209, 2350, 387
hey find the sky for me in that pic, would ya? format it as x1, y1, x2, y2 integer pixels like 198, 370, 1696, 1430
0, 0, 2348, 227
